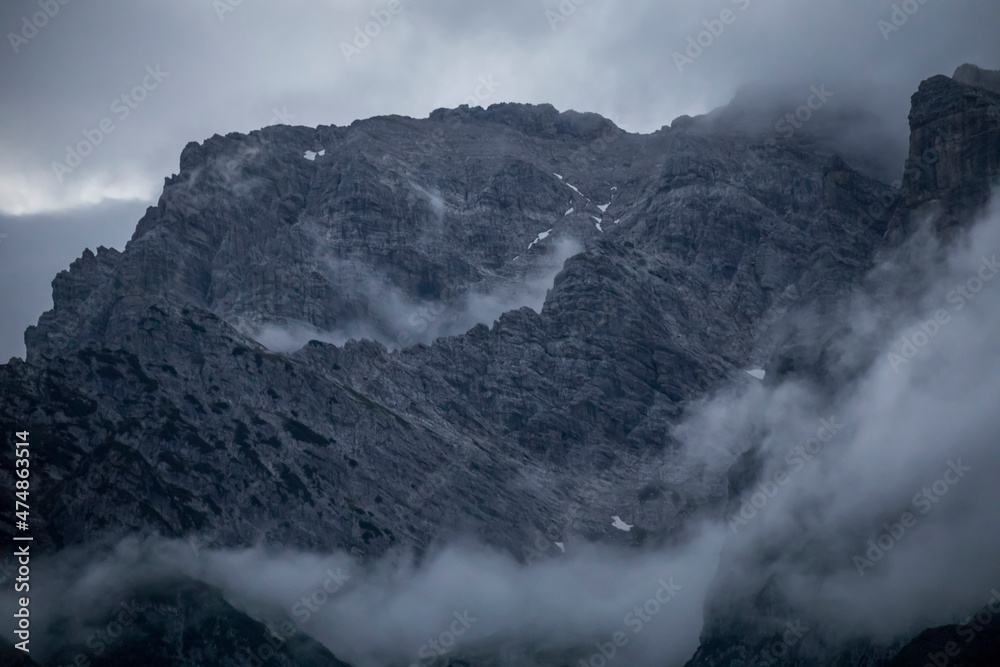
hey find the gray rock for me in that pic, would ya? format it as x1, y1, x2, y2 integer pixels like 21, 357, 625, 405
1, 66, 996, 667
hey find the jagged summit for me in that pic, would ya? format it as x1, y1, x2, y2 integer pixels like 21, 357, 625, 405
2, 66, 998, 665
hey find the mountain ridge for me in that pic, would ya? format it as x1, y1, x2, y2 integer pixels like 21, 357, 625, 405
1, 64, 998, 666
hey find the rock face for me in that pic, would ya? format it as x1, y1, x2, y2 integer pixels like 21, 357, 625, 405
682, 66, 1000, 667
0, 67, 997, 666
8, 100, 893, 556
887, 64, 1000, 238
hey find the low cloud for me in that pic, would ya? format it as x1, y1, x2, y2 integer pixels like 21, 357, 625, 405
1, 525, 724, 666
248, 237, 583, 353
675, 188, 1000, 643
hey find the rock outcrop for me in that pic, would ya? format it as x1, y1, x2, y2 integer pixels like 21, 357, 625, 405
887, 64, 1000, 238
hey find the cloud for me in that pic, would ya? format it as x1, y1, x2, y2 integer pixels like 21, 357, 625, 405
247, 237, 583, 352
0, 525, 724, 666
1, 0, 996, 215
2, 2, 999, 660
675, 188, 1000, 642
13, 192, 1000, 663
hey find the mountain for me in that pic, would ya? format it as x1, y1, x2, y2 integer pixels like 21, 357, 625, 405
1, 65, 998, 666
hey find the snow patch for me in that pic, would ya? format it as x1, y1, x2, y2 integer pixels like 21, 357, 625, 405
611, 516, 633, 532
565, 183, 581, 195
554, 542, 565, 553
597, 202, 610, 213
613, 219, 621, 225
746, 369, 766, 381
303, 151, 318, 161
527, 229, 552, 250
564, 207, 574, 216
553, 173, 563, 180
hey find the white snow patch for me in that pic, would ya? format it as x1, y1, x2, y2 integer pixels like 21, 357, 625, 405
566, 183, 581, 195
318, 149, 326, 157
613, 219, 621, 225
553, 173, 563, 180
564, 207, 574, 216
554, 542, 565, 553
527, 229, 552, 250
597, 202, 610, 213
303, 150, 318, 161
611, 516, 633, 532
746, 369, 766, 381
611, 186, 617, 191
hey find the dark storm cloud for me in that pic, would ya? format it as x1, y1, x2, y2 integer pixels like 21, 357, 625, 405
1, 0, 996, 215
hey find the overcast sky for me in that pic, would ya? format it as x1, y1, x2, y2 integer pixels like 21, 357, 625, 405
0, 0, 997, 359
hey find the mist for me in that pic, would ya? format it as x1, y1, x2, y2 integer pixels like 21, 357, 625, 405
0, 524, 724, 666
2, 192, 999, 666
248, 237, 583, 353
674, 188, 1000, 643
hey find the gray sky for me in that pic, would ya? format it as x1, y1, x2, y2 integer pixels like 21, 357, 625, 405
0, 0, 997, 359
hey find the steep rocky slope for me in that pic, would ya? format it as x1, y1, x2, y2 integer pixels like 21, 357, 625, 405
0, 65, 997, 665
683, 66, 1000, 667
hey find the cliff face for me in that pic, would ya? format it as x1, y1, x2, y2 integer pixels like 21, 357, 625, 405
8, 96, 892, 556
888, 64, 1000, 238
0, 67, 997, 666
683, 66, 1000, 667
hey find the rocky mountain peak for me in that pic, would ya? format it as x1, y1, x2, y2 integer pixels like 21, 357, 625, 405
3, 65, 999, 666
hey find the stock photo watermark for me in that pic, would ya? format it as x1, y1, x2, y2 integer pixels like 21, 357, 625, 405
937, 588, 1000, 666
7, 0, 71, 54
877, 0, 936, 41
764, 85, 834, 152
409, 610, 477, 666
242, 566, 350, 665
887, 254, 999, 371
859, 125, 949, 228
51, 65, 169, 182
673, 0, 752, 73
340, 0, 415, 62
853, 458, 970, 576
748, 620, 810, 667
213, 0, 244, 21
266, 106, 295, 126
726, 417, 845, 533
545, 0, 591, 31
578, 577, 683, 666
915, 588, 1000, 667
